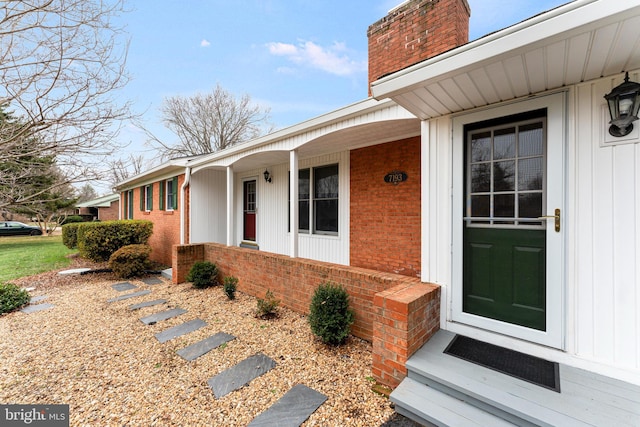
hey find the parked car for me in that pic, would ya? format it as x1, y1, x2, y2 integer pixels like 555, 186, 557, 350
0, 221, 43, 236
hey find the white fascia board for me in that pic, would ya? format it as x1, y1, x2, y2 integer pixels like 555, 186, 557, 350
187, 97, 396, 169
371, 0, 637, 99
114, 160, 189, 191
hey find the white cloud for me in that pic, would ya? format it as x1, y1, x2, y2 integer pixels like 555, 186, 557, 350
266, 40, 366, 77
200, 39, 211, 47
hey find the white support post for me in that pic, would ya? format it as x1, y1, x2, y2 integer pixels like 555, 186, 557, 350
421, 120, 430, 283
289, 150, 299, 258
226, 165, 234, 246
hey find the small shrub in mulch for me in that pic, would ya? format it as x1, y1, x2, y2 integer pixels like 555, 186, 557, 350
186, 261, 218, 289
255, 290, 280, 319
0, 283, 30, 314
223, 276, 238, 300
308, 282, 355, 346
108, 244, 152, 278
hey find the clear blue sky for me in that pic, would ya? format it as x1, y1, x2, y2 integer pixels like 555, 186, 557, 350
109, 0, 569, 187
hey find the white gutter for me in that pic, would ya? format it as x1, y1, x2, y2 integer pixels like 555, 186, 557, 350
180, 167, 191, 245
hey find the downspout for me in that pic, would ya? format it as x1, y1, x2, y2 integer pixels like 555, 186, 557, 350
180, 167, 191, 245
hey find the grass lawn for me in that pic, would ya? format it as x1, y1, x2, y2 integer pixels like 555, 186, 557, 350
0, 235, 75, 283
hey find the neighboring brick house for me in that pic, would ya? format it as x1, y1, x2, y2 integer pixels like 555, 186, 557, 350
76, 194, 120, 221
117, 1, 640, 424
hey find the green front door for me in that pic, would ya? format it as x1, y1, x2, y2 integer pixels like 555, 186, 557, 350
463, 117, 547, 331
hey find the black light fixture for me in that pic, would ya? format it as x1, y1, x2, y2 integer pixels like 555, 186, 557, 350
604, 72, 640, 137
263, 169, 272, 183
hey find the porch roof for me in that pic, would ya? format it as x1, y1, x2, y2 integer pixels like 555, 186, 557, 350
371, 0, 640, 120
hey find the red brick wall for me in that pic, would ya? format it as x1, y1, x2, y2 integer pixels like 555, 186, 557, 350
350, 137, 421, 277
367, 0, 470, 93
173, 243, 440, 388
98, 201, 119, 221
126, 174, 186, 266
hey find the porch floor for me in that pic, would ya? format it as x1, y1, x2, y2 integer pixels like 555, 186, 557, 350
391, 330, 640, 427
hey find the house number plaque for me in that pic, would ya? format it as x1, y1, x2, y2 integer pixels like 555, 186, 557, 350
384, 171, 408, 184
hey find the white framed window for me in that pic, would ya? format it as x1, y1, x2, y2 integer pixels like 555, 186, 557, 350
289, 163, 339, 235
144, 184, 153, 211
163, 177, 178, 211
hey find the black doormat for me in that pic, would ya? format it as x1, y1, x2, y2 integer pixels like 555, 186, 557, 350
444, 335, 560, 392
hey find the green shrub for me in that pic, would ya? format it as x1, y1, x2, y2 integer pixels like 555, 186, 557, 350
62, 223, 81, 249
108, 244, 152, 278
0, 283, 30, 314
186, 261, 218, 289
308, 282, 355, 345
77, 220, 153, 262
223, 276, 238, 300
60, 215, 85, 225
256, 290, 280, 318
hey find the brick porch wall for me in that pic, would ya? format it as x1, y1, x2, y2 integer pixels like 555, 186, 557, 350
173, 243, 440, 388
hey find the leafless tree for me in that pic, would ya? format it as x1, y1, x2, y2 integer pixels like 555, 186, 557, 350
145, 84, 274, 159
107, 153, 148, 188
0, 0, 132, 209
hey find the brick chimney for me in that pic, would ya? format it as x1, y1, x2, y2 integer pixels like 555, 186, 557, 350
367, 0, 470, 94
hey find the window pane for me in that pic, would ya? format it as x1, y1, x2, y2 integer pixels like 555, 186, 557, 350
299, 169, 310, 200
314, 165, 338, 199
494, 161, 515, 191
471, 164, 491, 193
471, 195, 490, 218
519, 122, 544, 157
518, 193, 542, 219
494, 194, 515, 218
299, 200, 309, 231
518, 157, 543, 191
494, 127, 515, 159
315, 200, 338, 232
471, 132, 491, 162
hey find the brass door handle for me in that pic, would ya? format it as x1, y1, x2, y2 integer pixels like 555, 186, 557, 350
538, 208, 560, 232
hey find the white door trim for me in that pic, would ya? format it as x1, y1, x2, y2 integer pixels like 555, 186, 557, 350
451, 92, 566, 349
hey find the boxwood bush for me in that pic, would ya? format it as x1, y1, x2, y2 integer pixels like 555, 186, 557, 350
186, 261, 218, 289
62, 223, 81, 249
77, 220, 153, 262
0, 283, 30, 314
308, 282, 355, 345
108, 244, 152, 278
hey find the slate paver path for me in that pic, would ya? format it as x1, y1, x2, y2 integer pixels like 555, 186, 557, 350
140, 307, 187, 325
141, 277, 163, 285
248, 384, 327, 427
155, 318, 207, 343
21, 303, 55, 314
112, 282, 137, 291
29, 295, 48, 303
128, 299, 167, 310
107, 289, 152, 303
208, 353, 276, 399
177, 332, 236, 361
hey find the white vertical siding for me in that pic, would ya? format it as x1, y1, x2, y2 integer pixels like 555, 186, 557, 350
234, 151, 350, 265
572, 76, 640, 370
190, 169, 227, 244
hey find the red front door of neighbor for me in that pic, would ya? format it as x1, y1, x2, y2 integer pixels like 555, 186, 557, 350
243, 180, 256, 241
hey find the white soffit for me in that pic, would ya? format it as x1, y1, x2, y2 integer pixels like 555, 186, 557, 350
371, 0, 640, 120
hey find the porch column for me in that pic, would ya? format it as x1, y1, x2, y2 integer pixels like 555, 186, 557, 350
289, 150, 299, 258
421, 120, 430, 282
226, 165, 234, 246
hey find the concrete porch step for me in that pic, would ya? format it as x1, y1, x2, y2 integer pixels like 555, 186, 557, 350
392, 330, 640, 427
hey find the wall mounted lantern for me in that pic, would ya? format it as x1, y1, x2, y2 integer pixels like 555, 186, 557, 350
604, 72, 640, 137
263, 169, 272, 183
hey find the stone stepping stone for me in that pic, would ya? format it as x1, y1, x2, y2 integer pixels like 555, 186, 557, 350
141, 276, 163, 285
128, 299, 167, 310
140, 308, 187, 325
107, 290, 152, 303
208, 353, 276, 399
177, 332, 236, 361
112, 282, 136, 291
248, 384, 327, 427
21, 303, 54, 314
155, 318, 207, 343
29, 295, 48, 304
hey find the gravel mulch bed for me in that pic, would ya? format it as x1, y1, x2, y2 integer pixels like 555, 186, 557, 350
0, 262, 420, 426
